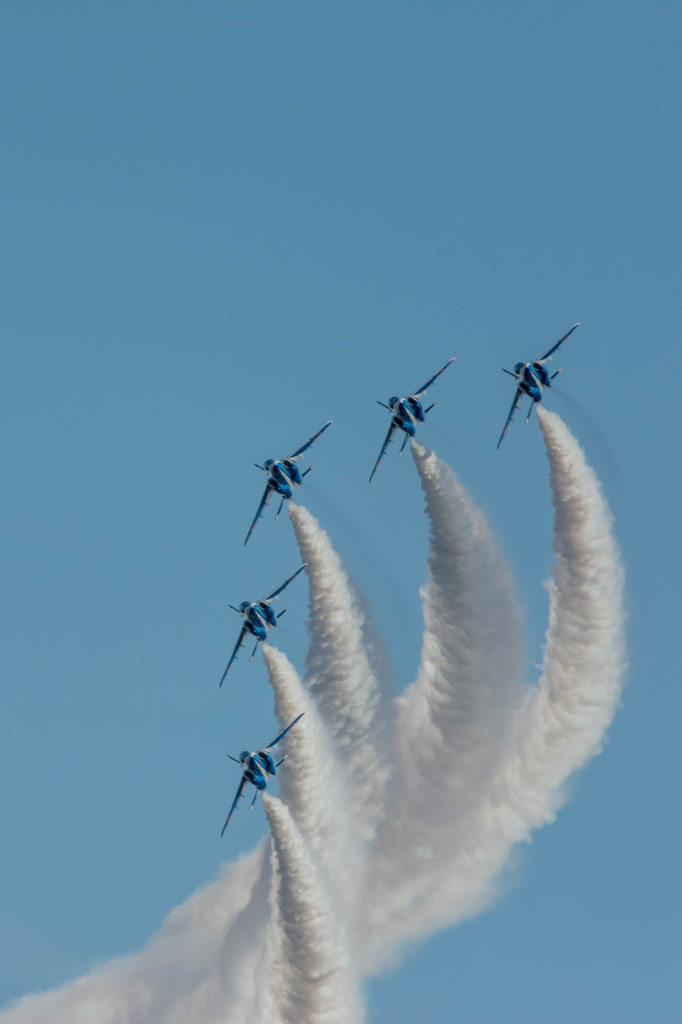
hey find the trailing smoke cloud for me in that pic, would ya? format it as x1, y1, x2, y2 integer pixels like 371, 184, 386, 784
0, 413, 626, 1024
262, 796, 362, 1024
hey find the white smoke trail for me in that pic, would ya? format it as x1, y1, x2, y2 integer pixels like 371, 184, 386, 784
0, 847, 267, 1024
363, 413, 626, 963
1, 414, 626, 1021
494, 407, 627, 823
364, 442, 525, 956
263, 796, 362, 1024
288, 504, 392, 844
261, 645, 355, 904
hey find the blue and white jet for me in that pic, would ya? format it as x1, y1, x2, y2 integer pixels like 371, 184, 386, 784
245, 420, 333, 545
497, 323, 580, 449
219, 564, 307, 685
369, 356, 456, 482
221, 712, 304, 834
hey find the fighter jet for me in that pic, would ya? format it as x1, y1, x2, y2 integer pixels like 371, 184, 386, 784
244, 421, 333, 545
497, 323, 580, 449
221, 713, 304, 834
219, 564, 307, 685
370, 357, 455, 482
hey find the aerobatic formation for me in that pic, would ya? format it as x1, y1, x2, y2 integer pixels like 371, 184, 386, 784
1, 327, 628, 1024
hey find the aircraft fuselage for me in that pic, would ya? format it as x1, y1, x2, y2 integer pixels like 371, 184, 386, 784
241, 750, 278, 785
514, 362, 550, 402
388, 395, 425, 435
241, 601, 278, 639
264, 458, 303, 498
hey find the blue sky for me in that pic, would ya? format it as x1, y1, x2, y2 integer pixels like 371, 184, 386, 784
1, 2, 680, 1021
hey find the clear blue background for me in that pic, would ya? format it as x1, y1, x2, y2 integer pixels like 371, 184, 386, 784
1, 3, 680, 1021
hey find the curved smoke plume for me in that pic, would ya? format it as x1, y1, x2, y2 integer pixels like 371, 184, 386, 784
1, 414, 626, 1024
263, 796, 362, 1024
262, 645, 355, 905
363, 414, 626, 961
0, 847, 267, 1024
363, 442, 525, 958
288, 504, 392, 845
495, 407, 627, 822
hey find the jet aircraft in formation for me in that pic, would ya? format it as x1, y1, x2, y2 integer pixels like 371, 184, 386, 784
221, 713, 305, 834
223, 327, 579, 831
244, 420, 333, 545
219, 564, 307, 685
369, 356, 456, 482
497, 323, 580, 449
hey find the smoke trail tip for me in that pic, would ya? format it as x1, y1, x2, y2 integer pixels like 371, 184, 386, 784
411, 439, 446, 492
288, 502, 315, 530
262, 792, 287, 830
411, 439, 429, 461
536, 404, 561, 434
262, 642, 284, 670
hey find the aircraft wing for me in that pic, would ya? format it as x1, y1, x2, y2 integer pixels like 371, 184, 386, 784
411, 356, 456, 398
244, 482, 274, 546
264, 563, 308, 603
221, 775, 248, 836
536, 322, 580, 363
287, 420, 333, 461
264, 712, 305, 751
369, 420, 399, 483
219, 624, 249, 686
496, 387, 524, 450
